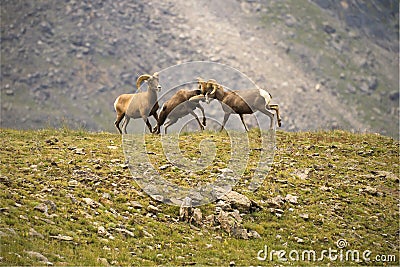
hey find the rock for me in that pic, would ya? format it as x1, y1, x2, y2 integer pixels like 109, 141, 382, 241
248, 229, 261, 239
389, 91, 399, 102
25, 251, 51, 264
5, 90, 14, 96
130, 201, 143, 209
44, 200, 57, 212
231, 226, 248, 240
34, 203, 48, 214
159, 164, 171, 170
29, 228, 44, 239
114, 228, 135, 238
361, 186, 381, 196
299, 213, 309, 220
97, 257, 110, 266
216, 210, 235, 233
147, 204, 159, 213
374, 170, 399, 182
293, 169, 311, 180
74, 148, 85, 155
284, 14, 297, 27
285, 194, 298, 204
219, 191, 256, 213
323, 22, 336, 34
50, 234, 73, 241
82, 197, 99, 208
192, 208, 203, 226
266, 195, 285, 208
180, 197, 193, 222
68, 179, 79, 187
98, 226, 107, 236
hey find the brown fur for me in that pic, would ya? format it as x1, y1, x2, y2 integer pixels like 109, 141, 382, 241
114, 73, 161, 134
155, 89, 206, 134
198, 79, 281, 131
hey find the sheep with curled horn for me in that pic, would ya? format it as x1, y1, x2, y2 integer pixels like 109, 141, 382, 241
190, 78, 281, 131
154, 87, 207, 134
113, 72, 161, 134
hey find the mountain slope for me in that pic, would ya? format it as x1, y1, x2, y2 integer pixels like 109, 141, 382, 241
1, 0, 398, 137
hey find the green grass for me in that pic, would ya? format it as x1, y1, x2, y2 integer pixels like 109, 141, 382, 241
0, 128, 398, 265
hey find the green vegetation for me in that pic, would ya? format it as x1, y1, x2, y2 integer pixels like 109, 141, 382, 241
0, 128, 398, 265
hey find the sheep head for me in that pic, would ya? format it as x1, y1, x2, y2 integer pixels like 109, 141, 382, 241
194, 78, 219, 103
136, 72, 161, 92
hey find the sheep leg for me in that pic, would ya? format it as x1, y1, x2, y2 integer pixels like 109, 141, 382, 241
268, 104, 281, 127
239, 114, 249, 132
164, 121, 171, 134
122, 117, 130, 134
163, 117, 178, 134
189, 110, 204, 131
198, 105, 206, 126
259, 108, 275, 129
220, 113, 231, 132
151, 112, 159, 133
114, 113, 125, 134
144, 118, 153, 133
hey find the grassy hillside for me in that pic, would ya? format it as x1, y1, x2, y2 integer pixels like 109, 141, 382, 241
0, 129, 398, 265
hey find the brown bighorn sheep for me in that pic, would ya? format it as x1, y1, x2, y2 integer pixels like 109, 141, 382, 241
155, 89, 206, 134
113, 72, 161, 134
191, 79, 281, 131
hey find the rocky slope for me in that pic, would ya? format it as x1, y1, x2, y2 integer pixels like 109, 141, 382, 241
0, 129, 398, 265
1, 0, 398, 137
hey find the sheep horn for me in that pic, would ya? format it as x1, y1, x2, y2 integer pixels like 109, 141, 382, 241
136, 74, 151, 90
189, 95, 205, 102
209, 83, 218, 95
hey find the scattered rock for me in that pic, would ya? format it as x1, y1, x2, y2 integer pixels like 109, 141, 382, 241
67, 179, 79, 187
360, 186, 382, 196
323, 22, 336, 34
130, 201, 143, 209
114, 228, 135, 238
97, 257, 110, 266
248, 229, 261, 239
97, 226, 108, 237
192, 208, 203, 226
159, 164, 171, 170
50, 234, 73, 241
299, 213, 310, 220
266, 195, 285, 208
147, 204, 159, 213
44, 200, 57, 212
25, 251, 51, 265
284, 14, 297, 27
29, 228, 44, 239
285, 194, 298, 204
180, 197, 193, 222
34, 203, 48, 214
219, 191, 260, 213
82, 197, 100, 208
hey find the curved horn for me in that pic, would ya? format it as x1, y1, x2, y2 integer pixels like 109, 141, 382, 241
136, 74, 151, 90
207, 80, 219, 95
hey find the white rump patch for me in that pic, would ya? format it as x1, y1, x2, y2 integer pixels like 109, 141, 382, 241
259, 88, 271, 105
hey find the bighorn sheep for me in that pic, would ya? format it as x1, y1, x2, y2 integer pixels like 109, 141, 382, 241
113, 72, 161, 134
191, 79, 281, 131
155, 88, 206, 134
